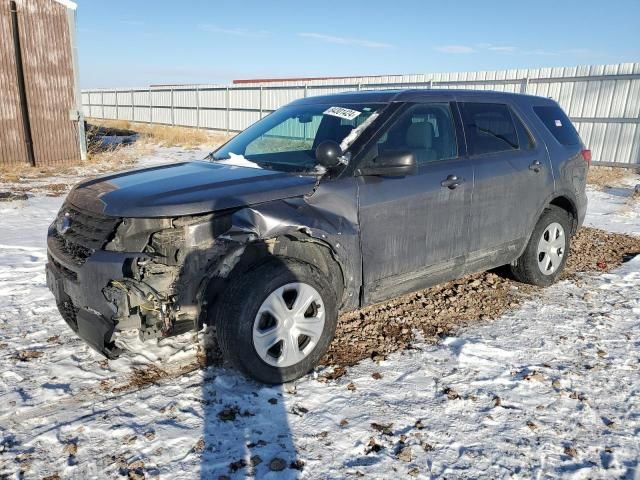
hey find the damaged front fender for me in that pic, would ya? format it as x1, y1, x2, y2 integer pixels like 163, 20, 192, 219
196, 176, 362, 317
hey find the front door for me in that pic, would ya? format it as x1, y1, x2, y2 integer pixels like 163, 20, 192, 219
357, 101, 472, 305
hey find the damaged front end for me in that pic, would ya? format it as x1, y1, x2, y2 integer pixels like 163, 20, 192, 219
46, 172, 360, 359
46, 203, 240, 358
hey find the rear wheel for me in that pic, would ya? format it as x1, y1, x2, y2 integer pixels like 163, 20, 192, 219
214, 258, 338, 384
510, 206, 572, 286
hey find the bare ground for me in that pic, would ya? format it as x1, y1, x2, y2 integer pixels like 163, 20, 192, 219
587, 165, 636, 190
26, 226, 638, 402
321, 227, 640, 370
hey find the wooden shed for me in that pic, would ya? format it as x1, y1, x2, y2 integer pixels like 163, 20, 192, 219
0, 0, 85, 168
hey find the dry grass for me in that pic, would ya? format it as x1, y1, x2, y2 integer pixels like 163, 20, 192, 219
90, 119, 231, 149
0, 141, 154, 184
0, 121, 231, 185
587, 166, 630, 190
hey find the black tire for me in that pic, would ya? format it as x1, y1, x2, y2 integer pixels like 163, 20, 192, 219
214, 257, 338, 384
510, 206, 572, 287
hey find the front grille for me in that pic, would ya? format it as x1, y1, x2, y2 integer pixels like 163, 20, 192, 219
48, 254, 78, 281
58, 299, 78, 330
53, 203, 121, 266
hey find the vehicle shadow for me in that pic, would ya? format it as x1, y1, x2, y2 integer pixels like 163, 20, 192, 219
175, 203, 301, 478
199, 332, 300, 478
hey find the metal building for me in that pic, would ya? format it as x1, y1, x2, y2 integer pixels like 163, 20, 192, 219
0, 0, 85, 167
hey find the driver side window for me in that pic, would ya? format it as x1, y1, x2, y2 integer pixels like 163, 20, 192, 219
378, 103, 458, 164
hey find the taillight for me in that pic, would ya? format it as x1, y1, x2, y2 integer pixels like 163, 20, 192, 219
581, 149, 592, 166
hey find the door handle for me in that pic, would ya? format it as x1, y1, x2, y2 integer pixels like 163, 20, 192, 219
529, 160, 542, 172
441, 174, 464, 189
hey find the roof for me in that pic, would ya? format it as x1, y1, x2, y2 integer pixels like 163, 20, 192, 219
233, 75, 362, 84
289, 88, 555, 106
53, 0, 77, 10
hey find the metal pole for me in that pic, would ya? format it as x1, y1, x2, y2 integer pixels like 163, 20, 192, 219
521, 77, 529, 94
259, 86, 263, 119
65, 4, 86, 161
195, 86, 200, 129
226, 87, 230, 134
114, 89, 118, 119
131, 90, 135, 122
170, 88, 175, 125
149, 89, 153, 124
100, 91, 104, 119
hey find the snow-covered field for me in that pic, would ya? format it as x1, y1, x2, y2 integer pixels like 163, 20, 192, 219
1, 150, 639, 479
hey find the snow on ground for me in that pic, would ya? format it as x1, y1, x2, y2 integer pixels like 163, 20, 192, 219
585, 177, 640, 235
0, 153, 639, 479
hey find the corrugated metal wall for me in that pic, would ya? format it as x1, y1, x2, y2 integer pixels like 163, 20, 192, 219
0, 0, 80, 167
83, 62, 640, 165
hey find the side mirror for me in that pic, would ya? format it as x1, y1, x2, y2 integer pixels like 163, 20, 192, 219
357, 150, 417, 177
315, 140, 344, 168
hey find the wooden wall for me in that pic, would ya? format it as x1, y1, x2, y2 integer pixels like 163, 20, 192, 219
0, 0, 80, 167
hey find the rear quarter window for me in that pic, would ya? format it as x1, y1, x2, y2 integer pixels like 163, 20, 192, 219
533, 106, 581, 146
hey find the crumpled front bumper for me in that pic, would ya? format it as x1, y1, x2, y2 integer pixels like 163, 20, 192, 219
46, 227, 145, 358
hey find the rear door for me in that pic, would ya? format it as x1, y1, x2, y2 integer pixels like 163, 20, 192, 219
357, 100, 473, 304
457, 99, 553, 269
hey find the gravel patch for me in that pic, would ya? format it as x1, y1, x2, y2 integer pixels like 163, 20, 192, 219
321, 227, 640, 367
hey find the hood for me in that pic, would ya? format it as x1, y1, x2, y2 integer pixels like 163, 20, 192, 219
66, 161, 317, 217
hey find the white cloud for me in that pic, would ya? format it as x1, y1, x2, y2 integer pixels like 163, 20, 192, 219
198, 25, 269, 38
437, 42, 602, 58
298, 32, 393, 49
435, 43, 518, 55
529, 49, 558, 56
434, 45, 475, 54
488, 46, 517, 53
528, 48, 599, 57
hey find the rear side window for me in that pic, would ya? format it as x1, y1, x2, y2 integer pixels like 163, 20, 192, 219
460, 103, 519, 155
533, 106, 581, 146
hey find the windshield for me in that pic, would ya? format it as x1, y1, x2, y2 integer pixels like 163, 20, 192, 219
212, 102, 386, 173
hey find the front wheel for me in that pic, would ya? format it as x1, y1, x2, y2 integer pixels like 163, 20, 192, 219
214, 258, 338, 384
510, 206, 572, 287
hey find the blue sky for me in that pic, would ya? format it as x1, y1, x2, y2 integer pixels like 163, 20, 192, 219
76, 0, 640, 88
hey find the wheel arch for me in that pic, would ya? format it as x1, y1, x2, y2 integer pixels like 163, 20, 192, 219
548, 195, 578, 234
199, 232, 346, 328
516, 192, 579, 260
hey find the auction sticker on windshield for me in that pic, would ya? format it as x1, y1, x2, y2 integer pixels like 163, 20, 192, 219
323, 106, 361, 121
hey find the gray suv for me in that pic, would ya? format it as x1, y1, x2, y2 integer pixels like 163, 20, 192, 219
46, 90, 589, 383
